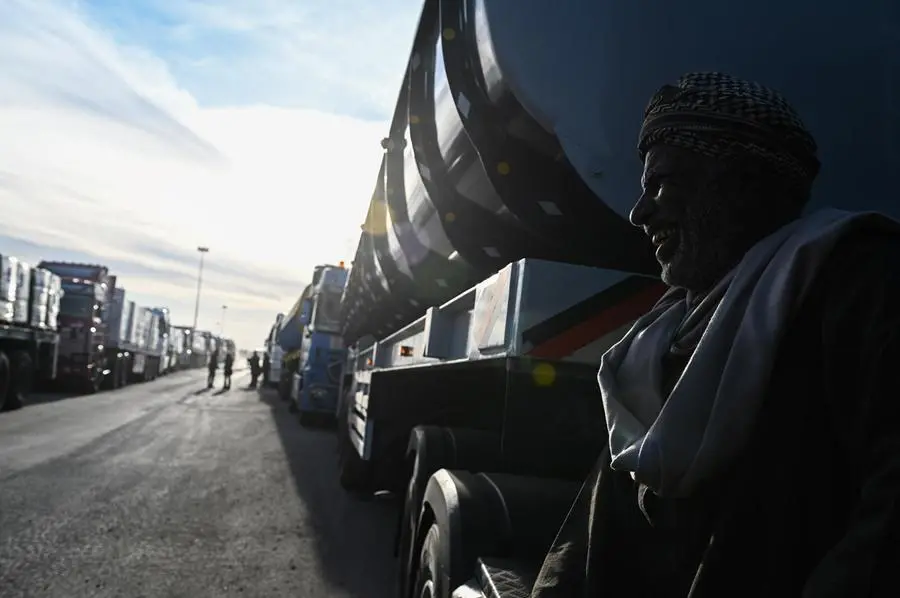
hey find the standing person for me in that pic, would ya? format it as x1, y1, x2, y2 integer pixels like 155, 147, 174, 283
248, 351, 261, 389
222, 352, 234, 390
530, 72, 900, 597
206, 348, 218, 389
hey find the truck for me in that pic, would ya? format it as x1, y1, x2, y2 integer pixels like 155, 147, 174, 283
322, 1, 898, 597
0, 255, 62, 411
277, 263, 349, 424
150, 307, 173, 374
264, 314, 285, 388
36, 262, 166, 391
187, 329, 208, 368
169, 325, 191, 370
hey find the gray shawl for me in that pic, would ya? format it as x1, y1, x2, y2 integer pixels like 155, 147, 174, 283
599, 208, 900, 498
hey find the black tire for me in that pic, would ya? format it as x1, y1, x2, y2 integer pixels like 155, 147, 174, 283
83, 368, 102, 394
0, 351, 13, 412
6, 351, 34, 410
298, 411, 314, 427
411, 524, 446, 598
104, 358, 120, 390
119, 359, 129, 388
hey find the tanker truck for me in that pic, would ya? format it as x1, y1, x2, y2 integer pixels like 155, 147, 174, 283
329, 0, 899, 596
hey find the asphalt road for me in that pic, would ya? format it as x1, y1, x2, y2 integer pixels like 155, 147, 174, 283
0, 369, 398, 598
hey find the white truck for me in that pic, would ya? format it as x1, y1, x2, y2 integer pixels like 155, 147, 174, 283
0, 254, 62, 411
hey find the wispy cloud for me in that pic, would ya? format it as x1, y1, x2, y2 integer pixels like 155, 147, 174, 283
0, 0, 420, 349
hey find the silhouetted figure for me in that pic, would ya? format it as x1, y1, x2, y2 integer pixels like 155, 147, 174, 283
248, 351, 261, 389
223, 352, 234, 390
207, 349, 219, 389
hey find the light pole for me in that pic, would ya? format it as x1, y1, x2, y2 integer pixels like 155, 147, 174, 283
190, 246, 209, 354
220, 305, 228, 337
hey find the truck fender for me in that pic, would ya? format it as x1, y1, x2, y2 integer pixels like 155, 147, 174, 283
416, 470, 584, 597
417, 469, 513, 596
397, 426, 502, 558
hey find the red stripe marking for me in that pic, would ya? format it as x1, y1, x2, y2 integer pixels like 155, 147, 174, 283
526, 283, 667, 359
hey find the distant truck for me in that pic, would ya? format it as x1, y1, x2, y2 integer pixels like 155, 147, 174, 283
149, 307, 173, 374
278, 263, 349, 424
37, 261, 167, 392
170, 325, 192, 370
0, 254, 63, 411
264, 314, 285, 388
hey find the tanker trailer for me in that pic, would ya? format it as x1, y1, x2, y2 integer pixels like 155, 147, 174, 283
333, 0, 900, 596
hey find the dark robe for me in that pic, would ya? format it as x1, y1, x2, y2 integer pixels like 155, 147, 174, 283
531, 231, 900, 597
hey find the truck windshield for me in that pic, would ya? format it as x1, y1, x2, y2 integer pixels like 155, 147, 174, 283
59, 295, 97, 318
312, 289, 342, 333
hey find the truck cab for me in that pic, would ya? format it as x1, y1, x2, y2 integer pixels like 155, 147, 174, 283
37, 261, 111, 392
282, 263, 349, 424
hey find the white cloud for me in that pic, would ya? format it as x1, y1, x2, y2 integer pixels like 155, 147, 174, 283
0, 0, 416, 350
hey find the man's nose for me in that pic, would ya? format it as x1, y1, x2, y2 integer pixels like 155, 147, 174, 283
629, 192, 655, 227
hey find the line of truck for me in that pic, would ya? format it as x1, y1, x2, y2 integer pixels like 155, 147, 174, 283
0, 255, 235, 412
260, 0, 896, 596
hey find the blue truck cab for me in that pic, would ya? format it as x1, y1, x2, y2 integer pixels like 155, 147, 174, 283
282, 263, 349, 423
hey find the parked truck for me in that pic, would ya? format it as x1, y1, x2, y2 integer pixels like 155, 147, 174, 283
169, 325, 191, 370
150, 307, 173, 374
36, 262, 166, 391
277, 263, 349, 424
0, 255, 62, 411
319, 1, 899, 597
264, 313, 285, 389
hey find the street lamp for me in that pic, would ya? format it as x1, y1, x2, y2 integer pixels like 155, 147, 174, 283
190, 246, 209, 355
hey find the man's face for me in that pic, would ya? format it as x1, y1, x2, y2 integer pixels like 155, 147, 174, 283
630, 145, 756, 292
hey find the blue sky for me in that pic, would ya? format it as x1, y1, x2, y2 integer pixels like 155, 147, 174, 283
0, 0, 421, 350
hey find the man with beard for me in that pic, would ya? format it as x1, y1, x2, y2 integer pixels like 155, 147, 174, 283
530, 73, 900, 597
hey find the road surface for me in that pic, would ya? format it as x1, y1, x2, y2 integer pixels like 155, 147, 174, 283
0, 369, 397, 598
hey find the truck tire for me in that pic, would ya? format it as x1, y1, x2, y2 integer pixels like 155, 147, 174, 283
104, 358, 121, 390
411, 523, 445, 598
0, 351, 12, 411
7, 350, 34, 410
397, 428, 502, 598
83, 368, 102, 394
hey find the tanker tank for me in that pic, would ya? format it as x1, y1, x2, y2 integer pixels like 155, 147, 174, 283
341, 0, 899, 343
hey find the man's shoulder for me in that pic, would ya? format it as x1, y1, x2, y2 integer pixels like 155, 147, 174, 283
807, 227, 900, 326
820, 228, 900, 287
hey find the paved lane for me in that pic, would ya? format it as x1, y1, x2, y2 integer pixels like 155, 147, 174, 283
0, 370, 397, 598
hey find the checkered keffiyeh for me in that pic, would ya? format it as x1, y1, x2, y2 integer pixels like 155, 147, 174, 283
638, 72, 820, 190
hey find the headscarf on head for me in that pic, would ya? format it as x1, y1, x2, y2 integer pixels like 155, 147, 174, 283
599, 73, 900, 498
638, 72, 820, 194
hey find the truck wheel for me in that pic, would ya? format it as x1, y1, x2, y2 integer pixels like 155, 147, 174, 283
103, 359, 120, 390
412, 524, 446, 598
0, 352, 12, 411
83, 369, 102, 394
119, 359, 129, 388
3, 351, 34, 411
